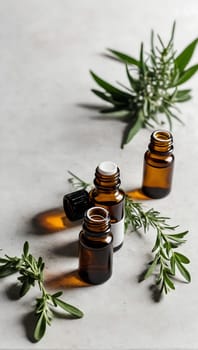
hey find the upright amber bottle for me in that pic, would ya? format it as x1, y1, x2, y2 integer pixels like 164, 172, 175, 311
79, 206, 113, 284
142, 130, 174, 199
89, 161, 125, 251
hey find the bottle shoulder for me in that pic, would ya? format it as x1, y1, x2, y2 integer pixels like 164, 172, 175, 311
79, 230, 113, 247
89, 188, 125, 204
144, 150, 174, 164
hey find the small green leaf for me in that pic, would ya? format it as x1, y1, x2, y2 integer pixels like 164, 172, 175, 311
55, 298, 84, 318
37, 257, 43, 268
167, 21, 176, 49
0, 266, 17, 278
175, 89, 191, 97
19, 280, 31, 297
173, 89, 191, 102
126, 65, 139, 91
150, 29, 155, 55
91, 89, 113, 103
175, 64, 198, 86
23, 241, 29, 257
175, 258, 191, 282
139, 43, 146, 74
152, 234, 160, 252
107, 48, 140, 67
52, 291, 63, 298
90, 71, 130, 98
175, 38, 198, 72
0, 258, 9, 263
170, 255, 176, 275
164, 272, 175, 290
166, 231, 188, 240
34, 313, 47, 342
121, 110, 143, 147
144, 256, 158, 279
174, 252, 190, 264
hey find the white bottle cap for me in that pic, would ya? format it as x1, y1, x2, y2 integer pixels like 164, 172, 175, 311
98, 161, 118, 175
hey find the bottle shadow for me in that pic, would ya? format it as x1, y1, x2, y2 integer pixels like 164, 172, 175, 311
126, 188, 151, 201
32, 207, 80, 235
45, 270, 91, 290
50, 240, 79, 258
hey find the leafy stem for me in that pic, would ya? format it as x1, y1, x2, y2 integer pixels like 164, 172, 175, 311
90, 22, 198, 147
125, 196, 191, 294
0, 242, 83, 342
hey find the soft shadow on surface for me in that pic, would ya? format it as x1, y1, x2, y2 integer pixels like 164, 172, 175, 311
137, 268, 162, 303
45, 270, 90, 290
32, 207, 78, 235
5, 282, 21, 300
100, 52, 121, 62
77, 102, 107, 111
77, 103, 132, 123
149, 284, 162, 303
50, 240, 79, 258
21, 303, 81, 343
127, 188, 151, 201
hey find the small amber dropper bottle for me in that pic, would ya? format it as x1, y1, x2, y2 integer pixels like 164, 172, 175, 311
79, 206, 113, 285
142, 130, 174, 199
89, 161, 125, 251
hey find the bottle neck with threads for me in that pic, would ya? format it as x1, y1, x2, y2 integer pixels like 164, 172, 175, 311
83, 207, 111, 238
149, 130, 173, 155
94, 161, 120, 192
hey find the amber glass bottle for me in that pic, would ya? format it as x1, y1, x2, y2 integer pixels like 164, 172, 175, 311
79, 206, 113, 284
89, 161, 125, 251
142, 130, 174, 199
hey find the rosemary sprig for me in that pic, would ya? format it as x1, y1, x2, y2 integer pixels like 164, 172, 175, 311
125, 196, 191, 294
67, 171, 191, 295
68, 170, 91, 191
90, 22, 198, 147
0, 242, 83, 342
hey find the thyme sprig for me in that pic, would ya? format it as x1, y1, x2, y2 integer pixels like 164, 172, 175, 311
0, 242, 83, 342
90, 22, 198, 147
68, 171, 191, 295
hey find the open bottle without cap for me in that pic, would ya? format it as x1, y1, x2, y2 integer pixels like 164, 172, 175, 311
79, 206, 113, 284
142, 130, 174, 199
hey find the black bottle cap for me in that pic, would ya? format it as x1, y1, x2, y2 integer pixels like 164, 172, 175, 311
63, 189, 90, 221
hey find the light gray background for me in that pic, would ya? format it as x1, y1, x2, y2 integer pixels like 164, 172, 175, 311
0, 0, 198, 349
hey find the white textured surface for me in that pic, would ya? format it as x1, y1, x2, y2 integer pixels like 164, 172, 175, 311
0, 0, 198, 349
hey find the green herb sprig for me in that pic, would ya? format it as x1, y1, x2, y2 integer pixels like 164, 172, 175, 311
0, 242, 83, 342
90, 22, 198, 147
68, 171, 191, 296
125, 197, 191, 295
